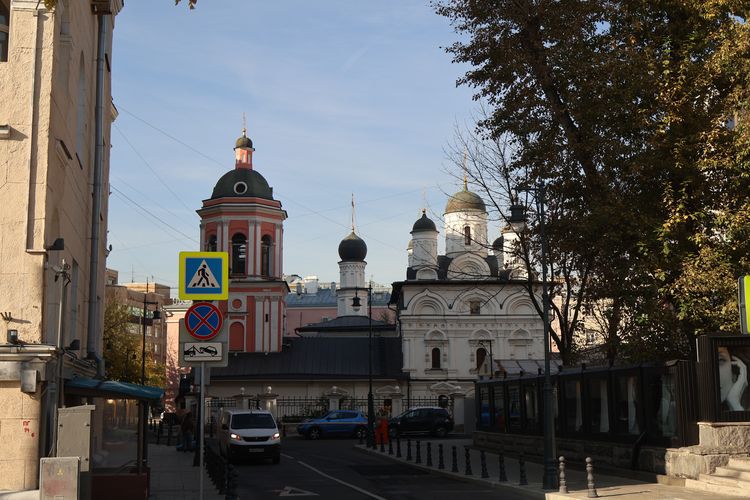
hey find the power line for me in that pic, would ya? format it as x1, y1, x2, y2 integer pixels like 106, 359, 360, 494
110, 185, 199, 244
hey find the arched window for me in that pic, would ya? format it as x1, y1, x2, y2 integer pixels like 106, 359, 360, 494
206, 235, 217, 252
476, 347, 487, 370
431, 347, 441, 369
261, 235, 272, 277
464, 226, 471, 245
0, 0, 9, 62
231, 233, 247, 276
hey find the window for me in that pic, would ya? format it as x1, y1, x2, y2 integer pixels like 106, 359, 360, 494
0, 0, 9, 62
431, 347, 441, 369
464, 226, 471, 245
231, 233, 247, 276
261, 235, 272, 277
476, 347, 487, 370
206, 235, 217, 252
469, 301, 481, 315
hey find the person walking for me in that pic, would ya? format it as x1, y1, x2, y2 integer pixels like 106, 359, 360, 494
180, 411, 195, 452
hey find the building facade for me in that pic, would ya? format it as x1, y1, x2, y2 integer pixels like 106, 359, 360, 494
0, 0, 122, 490
104, 269, 170, 368
196, 131, 289, 353
391, 184, 546, 401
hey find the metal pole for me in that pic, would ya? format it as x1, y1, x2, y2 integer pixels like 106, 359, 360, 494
367, 283, 375, 449
200, 362, 206, 500
539, 180, 557, 489
50, 259, 67, 457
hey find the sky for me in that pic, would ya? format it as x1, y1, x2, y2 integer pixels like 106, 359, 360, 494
106, 1, 479, 292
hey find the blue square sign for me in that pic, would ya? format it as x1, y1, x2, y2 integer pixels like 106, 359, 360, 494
178, 251, 229, 300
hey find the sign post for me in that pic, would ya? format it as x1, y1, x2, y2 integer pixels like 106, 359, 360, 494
178, 251, 229, 500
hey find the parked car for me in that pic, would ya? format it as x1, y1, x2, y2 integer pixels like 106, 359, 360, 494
219, 409, 281, 464
297, 410, 368, 440
388, 407, 453, 438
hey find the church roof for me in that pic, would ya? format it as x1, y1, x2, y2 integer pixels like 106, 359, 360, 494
296, 315, 395, 333
338, 231, 367, 261
411, 212, 437, 233
210, 169, 273, 200
209, 337, 405, 380
234, 131, 254, 149
445, 189, 486, 214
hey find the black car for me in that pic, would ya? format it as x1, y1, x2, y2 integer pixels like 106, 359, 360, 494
388, 407, 453, 438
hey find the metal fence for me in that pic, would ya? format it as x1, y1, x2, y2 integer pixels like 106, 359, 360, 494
406, 396, 454, 415
277, 397, 329, 422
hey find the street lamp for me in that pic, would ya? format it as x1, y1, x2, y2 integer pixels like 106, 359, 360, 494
510, 180, 557, 490
137, 286, 161, 474
351, 283, 375, 449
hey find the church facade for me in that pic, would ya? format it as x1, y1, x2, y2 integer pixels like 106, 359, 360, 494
390, 183, 546, 400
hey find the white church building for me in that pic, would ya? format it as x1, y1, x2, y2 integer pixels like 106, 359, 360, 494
390, 182, 546, 400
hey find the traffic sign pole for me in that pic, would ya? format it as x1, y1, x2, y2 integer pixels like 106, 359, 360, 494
200, 361, 205, 500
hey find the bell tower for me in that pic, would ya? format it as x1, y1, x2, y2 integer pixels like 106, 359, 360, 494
196, 130, 288, 353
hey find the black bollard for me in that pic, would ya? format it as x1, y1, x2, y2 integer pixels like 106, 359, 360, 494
359, 428, 364, 445
438, 444, 445, 470
480, 450, 489, 478
464, 447, 473, 476
166, 423, 173, 446
415, 440, 422, 464
380, 437, 385, 453
451, 445, 459, 473
498, 451, 507, 482
426, 442, 433, 467
559, 456, 568, 494
586, 457, 599, 498
157, 421, 162, 445
519, 452, 528, 486
388, 437, 394, 455
396, 437, 402, 458
407, 439, 412, 461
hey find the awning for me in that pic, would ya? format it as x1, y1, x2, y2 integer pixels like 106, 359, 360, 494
65, 377, 164, 402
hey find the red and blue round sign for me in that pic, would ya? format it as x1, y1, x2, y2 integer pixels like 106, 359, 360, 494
185, 302, 223, 341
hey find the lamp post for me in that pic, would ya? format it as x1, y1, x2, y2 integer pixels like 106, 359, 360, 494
351, 282, 375, 449
137, 284, 161, 475
510, 180, 557, 490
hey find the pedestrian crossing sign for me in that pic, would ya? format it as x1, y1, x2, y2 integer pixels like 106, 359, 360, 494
178, 251, 229, 300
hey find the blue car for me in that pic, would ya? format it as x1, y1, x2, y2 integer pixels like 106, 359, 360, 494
297, 410, 368, 440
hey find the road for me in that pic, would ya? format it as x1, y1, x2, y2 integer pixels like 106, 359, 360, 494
231, 436, 537, 499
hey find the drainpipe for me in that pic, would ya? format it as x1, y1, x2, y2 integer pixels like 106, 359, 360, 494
86, 13, 108, 374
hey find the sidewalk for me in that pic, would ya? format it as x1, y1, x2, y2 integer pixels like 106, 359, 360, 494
148, 443, 223, 500
357, 437, 741, 500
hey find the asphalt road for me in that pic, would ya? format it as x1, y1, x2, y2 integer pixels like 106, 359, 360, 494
231, 436, 537, 500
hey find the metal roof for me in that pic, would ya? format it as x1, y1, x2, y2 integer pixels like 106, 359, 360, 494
210, 337, 405, 380
65, 377, 164, 401
296, 315, 395, 333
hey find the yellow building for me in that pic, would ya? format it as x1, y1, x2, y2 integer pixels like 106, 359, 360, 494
0, 0, 122, 490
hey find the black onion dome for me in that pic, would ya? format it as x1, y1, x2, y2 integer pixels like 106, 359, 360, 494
445, 189, 486, 214
235, 132, 254, 149
338, 231, 367, 261
411, 212, 437, 232
211, 169, 273, 200
492, 236, 504, 251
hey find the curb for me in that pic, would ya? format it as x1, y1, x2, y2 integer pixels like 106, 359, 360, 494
355, 444, 545, 499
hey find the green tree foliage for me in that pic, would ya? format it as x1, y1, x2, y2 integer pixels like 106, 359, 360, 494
103, 300, 166, 387
436, 0, 750, 363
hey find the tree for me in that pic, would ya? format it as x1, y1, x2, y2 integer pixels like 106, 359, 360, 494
103, 299, 166, 387
436, 0, 750, 363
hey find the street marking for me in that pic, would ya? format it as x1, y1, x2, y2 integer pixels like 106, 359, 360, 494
281, 453, 296, 459
277, 486, 318, 497
297, 460, 387, 500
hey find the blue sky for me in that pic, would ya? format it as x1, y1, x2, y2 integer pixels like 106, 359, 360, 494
107, 1, 478, 291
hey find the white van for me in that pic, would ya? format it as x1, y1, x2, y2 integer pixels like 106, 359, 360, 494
219, 409, 281, 464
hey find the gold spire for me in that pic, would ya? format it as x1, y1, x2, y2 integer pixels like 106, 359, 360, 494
351, 193, 356, 232
242, 112, 247, 136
